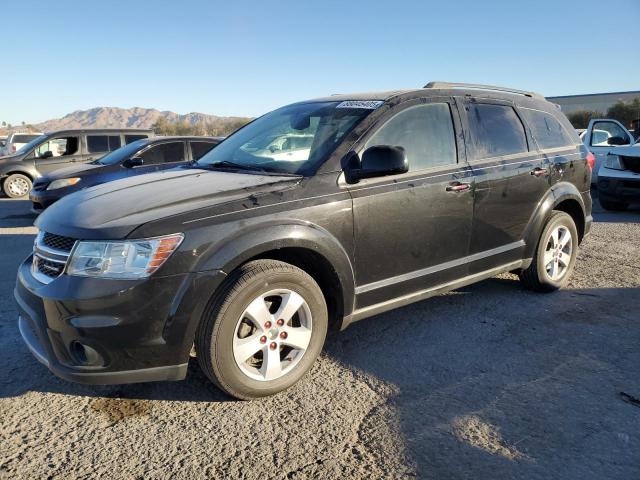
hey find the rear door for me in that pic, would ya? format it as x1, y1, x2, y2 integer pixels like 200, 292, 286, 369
583, 119, 634, 183
131, 140, 187, 174
460, 99, 537, 274
189, 140, 218, 160
347, 97, 473, 308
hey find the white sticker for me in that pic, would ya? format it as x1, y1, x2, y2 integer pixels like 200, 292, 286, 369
336, 100, 384, 109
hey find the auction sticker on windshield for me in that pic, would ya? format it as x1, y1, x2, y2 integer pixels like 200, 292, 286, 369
336, 100, 384, 109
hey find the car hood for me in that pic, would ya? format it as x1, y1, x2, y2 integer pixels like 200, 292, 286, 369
38, 162, 108, 182
0, 153, 22, 162
609, 144, 640, 157
36, 167, 300, 239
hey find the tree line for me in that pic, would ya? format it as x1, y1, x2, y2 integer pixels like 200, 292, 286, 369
566, 97, 640, 130
151, 117, 252, 137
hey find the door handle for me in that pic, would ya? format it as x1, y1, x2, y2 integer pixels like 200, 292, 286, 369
530, 167, 548, 177
446, 181, 471, 192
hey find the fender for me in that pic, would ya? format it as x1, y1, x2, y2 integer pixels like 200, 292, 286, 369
193, 219, 357, 317
522, 181, 586, 259
0, 160, 39, 180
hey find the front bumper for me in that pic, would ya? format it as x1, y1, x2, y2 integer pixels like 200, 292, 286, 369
597, 168, 640, 203
15, 256, 226, 385
29, 188, 64, 211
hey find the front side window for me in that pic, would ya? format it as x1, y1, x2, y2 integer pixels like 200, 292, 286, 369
520, 108, 575, 149
87, 135, 122, 153
590, 121, 630, 147
364, 103, 457, 171
467, 103, 528, 159
196, 101, 374, 175
139, 142, 185, 165
33, 136, 79, 158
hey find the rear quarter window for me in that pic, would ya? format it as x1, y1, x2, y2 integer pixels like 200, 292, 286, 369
520, 108, 575, 149
466, 103, 528, 159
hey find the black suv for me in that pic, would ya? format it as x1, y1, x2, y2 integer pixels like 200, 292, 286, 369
0, 128, 153, 197
16, 83, 592, 400
29, 136, 223, 211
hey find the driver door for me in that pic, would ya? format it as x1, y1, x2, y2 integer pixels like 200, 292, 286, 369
33, 135, 85, 175
347, 98, 473, 309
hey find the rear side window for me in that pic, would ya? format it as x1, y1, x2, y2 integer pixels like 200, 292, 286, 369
365, 103, 457, 171
466, 104, 528, 159
87, 135, 122, 153
520, 108, 574, 149
125, 134, 148, 144
13, 134, 40, 143
139, 142, 185, 165
190, 141, 217, 160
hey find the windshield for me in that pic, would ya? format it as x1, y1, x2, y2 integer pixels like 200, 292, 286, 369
15, 135, 47, 155
97, 139, 148, 165
196, 101, 376, 175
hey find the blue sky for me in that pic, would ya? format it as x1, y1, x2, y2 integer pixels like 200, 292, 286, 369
2, 0, 639, 124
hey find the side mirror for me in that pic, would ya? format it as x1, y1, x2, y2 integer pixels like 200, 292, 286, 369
349, 145, 408, 182
40, 151, 53, 159
123, 157, 144, 168
607, 136, 629, 146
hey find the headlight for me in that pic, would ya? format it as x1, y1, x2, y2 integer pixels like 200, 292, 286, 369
47, 178, 81, 190
604, 155, 625, 170
66, 234, 183, 279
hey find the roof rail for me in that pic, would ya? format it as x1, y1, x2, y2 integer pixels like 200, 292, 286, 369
424, 81, 545, 100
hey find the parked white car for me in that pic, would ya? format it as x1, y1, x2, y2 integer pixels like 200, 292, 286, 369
596, 139, 640, 210
0, 132, 43, 156
581, 119, 635, 184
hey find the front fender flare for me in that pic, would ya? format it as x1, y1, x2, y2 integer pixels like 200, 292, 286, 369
194, 220, 356, 317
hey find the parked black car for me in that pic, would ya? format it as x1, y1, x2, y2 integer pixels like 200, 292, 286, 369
16, 82, 593, 400
0, 129, 153, 197
30, 136, 223, 211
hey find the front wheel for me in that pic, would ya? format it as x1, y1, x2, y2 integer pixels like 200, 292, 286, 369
2, 173, 32, 198
519, 211, 578, 292
196, 259, 328, 400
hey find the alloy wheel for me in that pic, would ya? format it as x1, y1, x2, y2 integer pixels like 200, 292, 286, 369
543, 225, 572, 281
232, 289, 313, 382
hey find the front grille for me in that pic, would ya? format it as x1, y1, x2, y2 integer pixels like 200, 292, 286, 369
36, 257, 64, 278
32, 232, 76, 284
42, 232, 76, 252
621, 156, 640, 174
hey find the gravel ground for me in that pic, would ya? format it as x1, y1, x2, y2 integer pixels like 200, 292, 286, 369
1, 196, 639, 479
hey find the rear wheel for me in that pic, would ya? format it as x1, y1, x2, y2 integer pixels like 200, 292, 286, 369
599, 198, 629, 211
2, 173, 32, 198
196, 259, 328, 400
519, 211, 578, 292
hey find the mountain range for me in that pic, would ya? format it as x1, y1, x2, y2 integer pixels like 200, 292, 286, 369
2, 107, 250, 133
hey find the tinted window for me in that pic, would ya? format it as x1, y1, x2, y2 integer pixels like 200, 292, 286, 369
139, 142, 185, 165
125, 134, 148, 144
467, 104, 528, 159
13, 134, 40, 143
365, 103, 457, 171
520, 109, 574, 149
191, 141, 217, 160
87, 135, 122, 153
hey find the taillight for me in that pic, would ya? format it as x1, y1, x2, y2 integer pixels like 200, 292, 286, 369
586, 151, 595, 171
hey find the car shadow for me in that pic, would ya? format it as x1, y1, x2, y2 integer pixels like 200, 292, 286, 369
0, 198, 37, 228
591, 190, 640, 224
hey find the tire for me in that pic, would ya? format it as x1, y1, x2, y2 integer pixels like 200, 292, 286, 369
519, 211, 578, 293
599, 198, 629, 211
2, 173, 32, 198
195, 259, 328, 400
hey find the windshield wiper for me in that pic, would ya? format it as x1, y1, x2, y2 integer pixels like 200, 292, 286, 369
203, 160, 268, 172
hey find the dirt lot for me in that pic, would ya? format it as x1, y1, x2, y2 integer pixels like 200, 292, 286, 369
1, 196, 639, 479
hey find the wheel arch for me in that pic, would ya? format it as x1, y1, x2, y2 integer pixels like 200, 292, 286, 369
523, 182, 587, 259
195, 221, 356, 330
